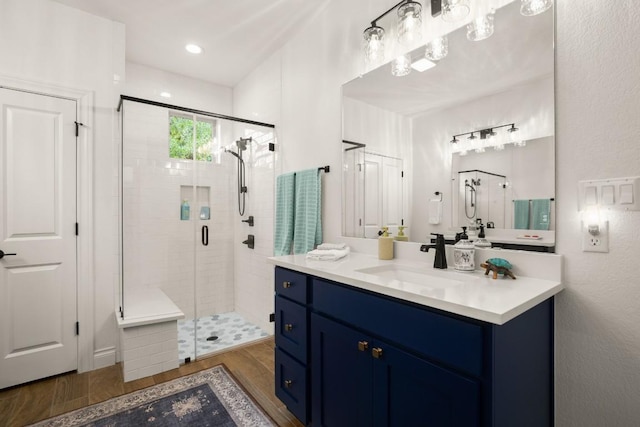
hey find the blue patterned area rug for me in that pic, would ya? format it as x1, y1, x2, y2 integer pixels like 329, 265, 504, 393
31, 365, 275, 427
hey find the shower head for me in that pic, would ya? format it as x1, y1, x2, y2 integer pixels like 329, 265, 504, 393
465, 180, 476, 192
236, 137, 251, 152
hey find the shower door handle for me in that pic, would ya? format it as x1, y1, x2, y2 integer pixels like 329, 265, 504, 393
202, 226, 208, 246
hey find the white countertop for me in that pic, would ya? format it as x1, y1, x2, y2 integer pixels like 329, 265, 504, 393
268, 252, 563, 325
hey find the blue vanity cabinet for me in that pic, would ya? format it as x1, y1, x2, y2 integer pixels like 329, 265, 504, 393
274, 267, 310, 424
311, 313, 480, 427
274, 267, 554, 427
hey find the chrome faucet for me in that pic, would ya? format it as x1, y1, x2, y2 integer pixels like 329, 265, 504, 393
420, 233, 447, 269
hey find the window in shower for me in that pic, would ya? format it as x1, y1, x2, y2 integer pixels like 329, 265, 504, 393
169, 113, 216, 162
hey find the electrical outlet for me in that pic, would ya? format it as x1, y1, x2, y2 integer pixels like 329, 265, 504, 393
582, 220, 609, 253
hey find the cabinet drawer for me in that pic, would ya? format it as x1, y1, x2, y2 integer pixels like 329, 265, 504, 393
275, 267, 308, 304
312, 278, 484, 376
275, 295, 308, 362
275, 347, 308, 424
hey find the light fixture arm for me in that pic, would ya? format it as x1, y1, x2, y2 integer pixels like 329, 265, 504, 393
370, 0, 412, 26
451, 123, 516, 141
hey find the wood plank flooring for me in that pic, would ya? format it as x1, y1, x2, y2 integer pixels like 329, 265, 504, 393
0, 337, 303, 427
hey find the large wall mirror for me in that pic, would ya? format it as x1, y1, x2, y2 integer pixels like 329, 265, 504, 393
342, 0, 555, 251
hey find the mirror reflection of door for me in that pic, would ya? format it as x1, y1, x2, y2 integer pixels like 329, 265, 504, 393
364, 153, 403, 238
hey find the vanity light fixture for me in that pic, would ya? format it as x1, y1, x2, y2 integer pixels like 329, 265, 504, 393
363, 1, 423, 68
392, 53, 412, 76
425, 36, 448, 61
520, 0, 553, 16
450, 123, 519, 153
467, 10, 496, 41
397, 1, 423, 46
441, 0, 470, 23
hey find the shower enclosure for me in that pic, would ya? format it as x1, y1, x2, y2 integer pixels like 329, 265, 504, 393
455, 169, 507, 229
118, 96, 276, 362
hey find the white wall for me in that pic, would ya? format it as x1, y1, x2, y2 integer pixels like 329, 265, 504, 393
0, 0, 124, 370
234, 0, 640, 425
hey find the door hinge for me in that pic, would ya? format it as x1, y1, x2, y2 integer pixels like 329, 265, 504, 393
74, 121, 84, 137
269, 313, 275, 322
401, 170, 404, 178
75, 321, 79, 335
75, 222, 79, 236
268, 143, 275, 152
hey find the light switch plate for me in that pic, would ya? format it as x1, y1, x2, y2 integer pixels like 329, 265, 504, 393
578, 177, 640, 211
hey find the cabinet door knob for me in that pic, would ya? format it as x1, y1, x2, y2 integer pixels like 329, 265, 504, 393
282, 281, 292, 288
284, 323, 293, 332
284, 379, 292, 388
372, 347, 383, 359
357, 341, 369, 352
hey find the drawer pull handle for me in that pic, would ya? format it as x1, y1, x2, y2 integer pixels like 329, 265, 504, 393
282, 281, 292, 289
372, 347, 383, 359
284, 379, 293, 388
284, 324, 293, 332
358, 341, 369, 352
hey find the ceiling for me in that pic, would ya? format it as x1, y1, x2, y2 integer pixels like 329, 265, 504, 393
52, 0, 328, 87
343, 1, 554, 117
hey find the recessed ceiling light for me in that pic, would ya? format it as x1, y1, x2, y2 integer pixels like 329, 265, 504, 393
160, 92, 172, 98
185, 44, 203, 54
411, 58, 436, 72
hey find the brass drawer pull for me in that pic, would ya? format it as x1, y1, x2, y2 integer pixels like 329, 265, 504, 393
284, 379, 292, 388
372, 347, 383, 359
284, 324, 293, 332
358, 341, 369, 352
282, 281, 292, 288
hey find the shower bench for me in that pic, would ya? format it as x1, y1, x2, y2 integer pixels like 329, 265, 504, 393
116, 288, 184, 382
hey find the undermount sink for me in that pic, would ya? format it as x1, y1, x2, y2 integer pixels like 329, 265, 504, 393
355, 264, 478, 293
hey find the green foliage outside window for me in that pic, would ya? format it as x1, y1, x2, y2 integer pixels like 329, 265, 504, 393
169, 115, 214, 161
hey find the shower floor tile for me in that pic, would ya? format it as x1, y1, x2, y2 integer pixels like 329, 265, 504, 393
177, 311, 269, 362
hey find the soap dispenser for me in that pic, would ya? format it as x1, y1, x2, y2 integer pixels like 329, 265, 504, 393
378, 227, 394, 260
474, 225, 491, 248
453, 227, 475, 272
394, 226, 408, 242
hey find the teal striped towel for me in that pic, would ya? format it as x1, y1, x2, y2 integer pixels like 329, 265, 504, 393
293, 169, 322, 254
514, 199, 530, 229
531, 199, 551, 230
274, 172, 295, 256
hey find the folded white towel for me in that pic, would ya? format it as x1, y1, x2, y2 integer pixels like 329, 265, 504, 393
306, 247, 350, 261
316, 242, 346, 250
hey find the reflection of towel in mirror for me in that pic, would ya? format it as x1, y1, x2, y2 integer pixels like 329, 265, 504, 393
531, 199, 551, 230
274, 172, 295, 256
513, 200, 530, 229
306, 247, 350, 261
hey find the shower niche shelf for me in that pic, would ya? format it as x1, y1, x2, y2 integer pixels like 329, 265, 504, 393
180, 185, 210, 221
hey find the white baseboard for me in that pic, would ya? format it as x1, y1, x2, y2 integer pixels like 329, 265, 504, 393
93, 346, 116, 370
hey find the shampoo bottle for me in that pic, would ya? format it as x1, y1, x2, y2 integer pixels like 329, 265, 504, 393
453, 227, 475, 272
180, 200, 190, 220
378, 227, 394, 260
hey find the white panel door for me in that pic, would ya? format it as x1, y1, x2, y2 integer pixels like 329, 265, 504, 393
363, 154, 382, 238
0, 88, 77, 389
